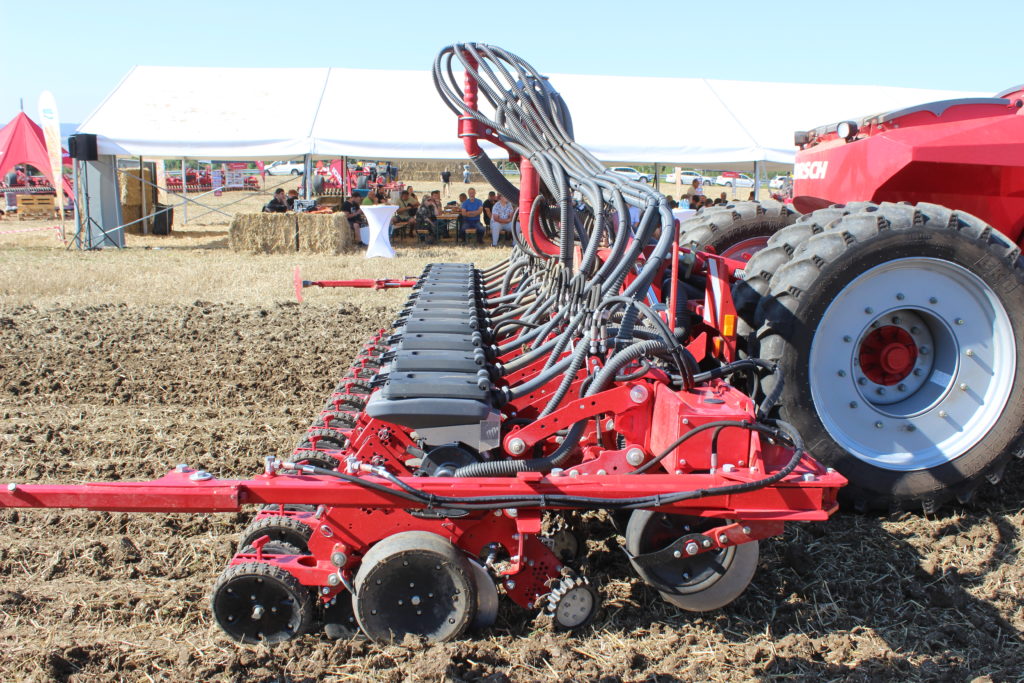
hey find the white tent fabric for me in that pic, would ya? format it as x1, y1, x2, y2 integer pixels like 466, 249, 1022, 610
79, 66, 984, 166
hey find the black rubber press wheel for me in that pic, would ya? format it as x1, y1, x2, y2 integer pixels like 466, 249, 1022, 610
625, 511, 757, 612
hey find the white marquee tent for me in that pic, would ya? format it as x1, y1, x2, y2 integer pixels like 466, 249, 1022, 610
79, 66, 984, 169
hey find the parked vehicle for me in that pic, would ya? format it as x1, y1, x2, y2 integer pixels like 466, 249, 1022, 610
715, 173, 754, 188
265, 161, 305, 176
768, 175, 791, 189
608, 166, 650, 183
665, 170, 707, 186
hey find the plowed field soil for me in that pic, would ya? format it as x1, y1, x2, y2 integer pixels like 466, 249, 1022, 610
0, 246, 1022, 682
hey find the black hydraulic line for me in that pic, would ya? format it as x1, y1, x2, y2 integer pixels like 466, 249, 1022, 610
297, 419, 806, 511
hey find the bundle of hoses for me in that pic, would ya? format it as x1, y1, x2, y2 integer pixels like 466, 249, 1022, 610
432, 44, 760, 476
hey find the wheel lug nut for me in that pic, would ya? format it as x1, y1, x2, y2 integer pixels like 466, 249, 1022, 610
843, 335, 852, 343
919, 346, 929, 355
858, 378, 867, 386
896, 293, 905, 300
966, 349, 974, 357
906, 424, 916, 432
874, 422, 883, 429
892, 316, 901, 324
837, 370, 846, 377
959, 383, 968, 391
898, 384, 906, 392
876, 388, 886, 395
865, 307, 873, 314
955, 318, 964, 325
849, 401, 858, 409
929, 297, 938, 304
939, 410, 948, 418
913, 369, 923, 376
910, 327, 919, 334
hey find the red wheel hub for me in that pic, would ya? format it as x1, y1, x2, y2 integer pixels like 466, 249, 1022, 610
859, 326, 918, 385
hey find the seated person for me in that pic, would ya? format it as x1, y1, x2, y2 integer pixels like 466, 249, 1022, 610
340, 195, 366, 236
395, 190, 416, 221
414, 192, 442, 241
286, 189, 299, 210
263, 188, 289, 213
459, 187, 484, 244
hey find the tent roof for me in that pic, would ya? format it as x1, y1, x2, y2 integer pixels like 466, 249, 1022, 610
79, 66, 984, 167
0, 112, 73, 196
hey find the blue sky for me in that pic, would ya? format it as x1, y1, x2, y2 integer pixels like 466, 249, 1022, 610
2, 0, 1021, 125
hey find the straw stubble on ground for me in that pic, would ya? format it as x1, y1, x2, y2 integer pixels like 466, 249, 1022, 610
0, 219, 1021, 681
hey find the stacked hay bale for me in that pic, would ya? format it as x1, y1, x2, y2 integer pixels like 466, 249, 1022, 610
299, 213, 354, 254
229, 213, 354, 254
118, 168, 158, 234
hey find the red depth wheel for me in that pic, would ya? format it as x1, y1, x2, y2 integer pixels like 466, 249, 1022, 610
858, 325, 918, 386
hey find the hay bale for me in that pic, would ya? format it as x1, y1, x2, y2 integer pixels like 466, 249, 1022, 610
229, 213, 297, 254
298, 213, 354, 255
120, 204, 145, 234
118, 168, 157, 206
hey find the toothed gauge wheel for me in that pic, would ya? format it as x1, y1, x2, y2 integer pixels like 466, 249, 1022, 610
546, 576, 598, 630
211, 562, 313, 644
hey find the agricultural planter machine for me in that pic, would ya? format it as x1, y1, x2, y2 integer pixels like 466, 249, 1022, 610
0, 44, 854, 644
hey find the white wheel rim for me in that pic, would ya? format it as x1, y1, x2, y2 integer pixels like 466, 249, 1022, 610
808, 257, 1015, 471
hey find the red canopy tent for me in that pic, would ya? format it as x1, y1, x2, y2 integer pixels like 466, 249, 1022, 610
0, 112, 74, 197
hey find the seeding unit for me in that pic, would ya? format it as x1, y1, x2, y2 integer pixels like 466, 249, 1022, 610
0, 44, 845, 644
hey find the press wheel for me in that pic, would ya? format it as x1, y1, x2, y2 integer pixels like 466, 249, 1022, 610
625, 511, 758, 612
352, 531, 477, 643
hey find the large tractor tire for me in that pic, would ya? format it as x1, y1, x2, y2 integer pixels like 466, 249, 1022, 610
679, 200, 800, 264
750, 201, 1024, 512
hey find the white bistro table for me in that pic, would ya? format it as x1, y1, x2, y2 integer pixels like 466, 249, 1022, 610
361, 205, 398, 258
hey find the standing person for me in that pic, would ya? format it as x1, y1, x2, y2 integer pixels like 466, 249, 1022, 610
384, 161, 392, 182
462, 164, 471, 183
440, 168, 451, 197
482, 191, 496, 233
355, 171, 369, 197
460, 187, 483, 244
489, 193, 515, 246
691, 178, 703, 197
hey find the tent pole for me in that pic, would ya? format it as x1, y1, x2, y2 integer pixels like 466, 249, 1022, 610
140, 155, 148, 235
342, 156, 348, 196
303, 154, 312, 199
753, 160, 760, 202
654, 162, 660, 192
181, 158, 188, 225
71, 159, 82, 249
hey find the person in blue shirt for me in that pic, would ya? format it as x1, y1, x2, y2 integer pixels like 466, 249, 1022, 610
460, 187, 484, 244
